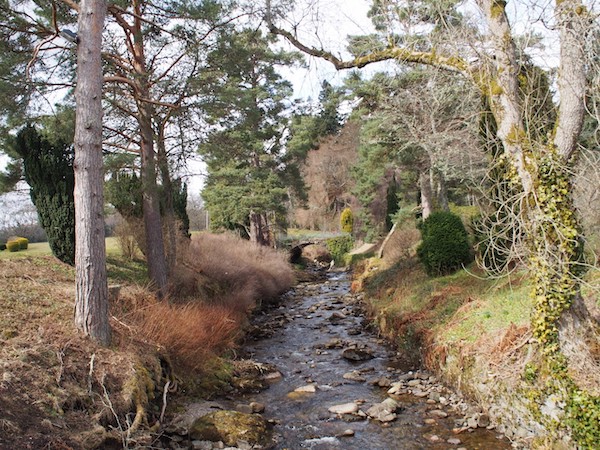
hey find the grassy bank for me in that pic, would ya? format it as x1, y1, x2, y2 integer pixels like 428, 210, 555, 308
359, 257, 531, 368
356, 252, 600, 448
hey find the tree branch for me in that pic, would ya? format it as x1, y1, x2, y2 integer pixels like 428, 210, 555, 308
267, 22, 469, 75
554, 0, 588, 161
104, 75, 137, 89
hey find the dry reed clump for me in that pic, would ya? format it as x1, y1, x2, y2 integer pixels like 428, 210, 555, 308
174, 232, 295, 310
138, 301, 241, 372
381, 223, 421, 266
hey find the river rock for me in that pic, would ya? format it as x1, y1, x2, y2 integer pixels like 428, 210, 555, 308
387, 382, 405, 395
412, 389, 429, 398
189, 410, 272, 447
478, 413, 490, 428
338, 429, 355, 437
328, 311, 346, 322
343, 371, 366, 382
250, 402, 265, 413
324, 338, 345, 349
342, 347, 374, 361
426, 434, 442, 442
428, 391, 441, 402
294, 384, 317, 393
428, 409, 448, 419
366, 398, 399, 422
328, 402, 359, 415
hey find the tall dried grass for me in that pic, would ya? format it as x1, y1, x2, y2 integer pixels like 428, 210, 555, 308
138, 301, 241, 371
115, 232, 295, 371
173, 232, 295, 310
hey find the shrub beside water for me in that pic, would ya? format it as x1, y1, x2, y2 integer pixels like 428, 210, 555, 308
326, 235, 354, 265
417, 211, 473, 276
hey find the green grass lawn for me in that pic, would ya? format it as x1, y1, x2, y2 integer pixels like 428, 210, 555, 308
0, 237, 121, 259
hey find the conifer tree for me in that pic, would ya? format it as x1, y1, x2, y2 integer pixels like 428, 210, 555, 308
14, 122, 75, 265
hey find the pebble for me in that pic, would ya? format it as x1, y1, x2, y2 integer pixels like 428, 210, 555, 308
426, 434, 442, 442
338, 429, 355, 437
412, 389, 429, 398
448, 437, 462, 445
343, 371, 366, 382
263, 371, 283, 381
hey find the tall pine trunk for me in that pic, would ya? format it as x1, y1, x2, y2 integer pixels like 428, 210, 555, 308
73, 0, 111, 345
139, 100, 168, 297
249, 212, 271, 246
157, 124, 177, 274
131, 0, 168, 298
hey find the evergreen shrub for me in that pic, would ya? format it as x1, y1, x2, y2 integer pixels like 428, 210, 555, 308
18, 237, 28, 250
340, 208, 353, 234
326, 235, 354, 264
6, 240, 20, 252
417, 211, 473, 276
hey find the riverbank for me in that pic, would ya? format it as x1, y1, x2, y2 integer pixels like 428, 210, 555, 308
0, 233, 295, 449
163, 271, 512, 449
354, 256, 600, 449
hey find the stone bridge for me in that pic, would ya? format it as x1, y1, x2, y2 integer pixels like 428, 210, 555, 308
282, 234, 345, 264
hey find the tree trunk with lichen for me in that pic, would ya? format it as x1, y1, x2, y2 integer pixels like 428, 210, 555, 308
482, 1, 598, 444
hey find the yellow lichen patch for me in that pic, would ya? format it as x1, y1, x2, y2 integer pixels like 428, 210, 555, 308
490, 0, 507, 19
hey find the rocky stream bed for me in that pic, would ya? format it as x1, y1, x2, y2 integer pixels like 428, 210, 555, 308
162, 271, 514, 449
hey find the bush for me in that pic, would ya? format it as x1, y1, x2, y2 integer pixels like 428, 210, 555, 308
326, 235, 354, 264
417, 211, 473, 276
340, 208, 353, 233
0, 243, 5, 251
18, 237, 29, 250
6, 240, 21, 252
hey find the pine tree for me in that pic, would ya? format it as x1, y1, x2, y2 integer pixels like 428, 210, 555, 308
199, 28, 302, 245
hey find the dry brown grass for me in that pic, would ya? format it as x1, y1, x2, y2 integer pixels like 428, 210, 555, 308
138, 301, 241, 372
381, 222, 421, 267
173, 232, 295, 310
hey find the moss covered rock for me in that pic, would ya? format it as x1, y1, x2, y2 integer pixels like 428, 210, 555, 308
189, 410, 272, 447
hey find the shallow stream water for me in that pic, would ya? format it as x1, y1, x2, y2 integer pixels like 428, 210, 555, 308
226, 272, 512, 450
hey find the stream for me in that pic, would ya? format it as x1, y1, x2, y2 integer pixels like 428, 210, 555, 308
170, 271, 513, 449
227, 271, 512, 449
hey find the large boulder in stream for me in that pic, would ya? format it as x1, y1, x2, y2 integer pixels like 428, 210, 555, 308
189, 410, 273, 447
